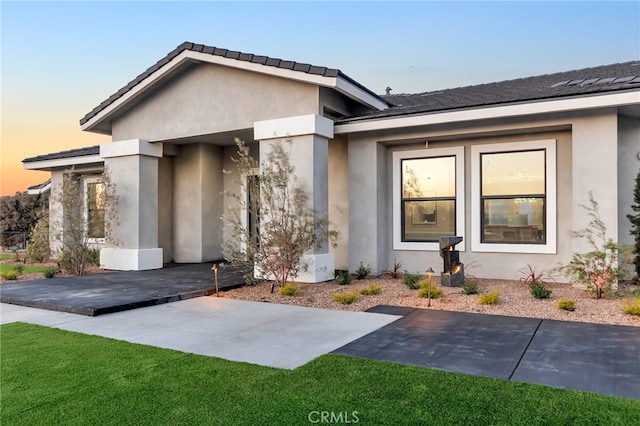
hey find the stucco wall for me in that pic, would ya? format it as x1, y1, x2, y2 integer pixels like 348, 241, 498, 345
328, 135, 349, 270
111, 63, 320, 142
172, 143, 223, 262
158, 155, 173, 263
618, 115, 640, 248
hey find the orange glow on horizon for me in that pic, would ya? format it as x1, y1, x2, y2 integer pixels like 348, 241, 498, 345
1, 121, 108, 196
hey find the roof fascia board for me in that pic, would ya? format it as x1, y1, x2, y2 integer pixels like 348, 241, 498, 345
335, 91, 640, 134
23, 155, 104, 171
335, 77, 388, 110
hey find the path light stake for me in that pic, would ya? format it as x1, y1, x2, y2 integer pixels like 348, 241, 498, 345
212, 264, 219, 297
426, 267, 434, 307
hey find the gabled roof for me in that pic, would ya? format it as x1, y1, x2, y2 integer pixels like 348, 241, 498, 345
339, 61, 640, 123
22, 146, 100, 163
80, 42, 388, 133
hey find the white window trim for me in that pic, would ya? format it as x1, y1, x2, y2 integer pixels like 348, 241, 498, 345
84, 177, 106, 244
393, 146, 465, 251
471, 139, 557, 254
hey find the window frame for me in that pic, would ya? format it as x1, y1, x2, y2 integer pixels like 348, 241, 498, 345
393, 146, 465, 251
84, 177, 106, 243
471, 139, 557, 254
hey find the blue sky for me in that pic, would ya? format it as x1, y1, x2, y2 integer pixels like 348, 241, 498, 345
1, 1, 639, 194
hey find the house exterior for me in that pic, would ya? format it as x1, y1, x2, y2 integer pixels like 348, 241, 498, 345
23, 42, 640, 282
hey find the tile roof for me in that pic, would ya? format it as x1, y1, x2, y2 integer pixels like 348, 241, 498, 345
22, 145, 100, 163
338, 61, 640, 123
79, 41, 383, 126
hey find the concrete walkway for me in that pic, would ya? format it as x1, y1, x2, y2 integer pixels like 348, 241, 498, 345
0, 298, 400, 369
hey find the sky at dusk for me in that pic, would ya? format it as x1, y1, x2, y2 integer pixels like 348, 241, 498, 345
1, 0, 639, 195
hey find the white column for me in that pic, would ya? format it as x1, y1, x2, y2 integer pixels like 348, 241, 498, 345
99, 139, 163, 270
254, 114, 335, 282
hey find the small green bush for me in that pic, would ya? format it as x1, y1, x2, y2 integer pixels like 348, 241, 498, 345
462, 279, 479, 295
1, 270, 18, 280
632, 286, 640, 297
417, 280, 443, 299
403, 273, 422, 289
335, 270, 352, 285
622, 298, 640, 316
360, 283, 382, 296
332, 291, 359, 305
478, 291, 499, 305
87, 248, 100, 266
530, 282, 552, 299
278, 283, 300, 296
557, 298, 576, 311
43, 267, 59, 279
355, 262, 371, 279
13, 264, 25, 275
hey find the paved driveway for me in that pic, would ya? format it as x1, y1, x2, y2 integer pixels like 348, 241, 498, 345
333, 307, 640, 399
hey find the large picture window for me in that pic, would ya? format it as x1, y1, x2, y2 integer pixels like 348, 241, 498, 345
471, 140, 556, 254
393, 147, 465, 251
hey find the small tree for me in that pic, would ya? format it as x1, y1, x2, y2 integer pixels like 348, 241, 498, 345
628, 169, 640, 284
223, 139, 337, 293
557, 192, 631, 299
52, 167, 118, 275
26, 212, 50, 263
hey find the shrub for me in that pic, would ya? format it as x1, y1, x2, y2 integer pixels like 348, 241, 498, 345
478, 291, 499, 305
355, 262, 371, 279
87, 248, 101, 266
26, 215, 50, 263
462, 278, 479, 295
278, 283, 300, 296
557, 298, 576, 311
332, 291, 359, 305
383, 260, 403, 279
13, 264, 24, 275
622, 298, 640, 316
403, 272, 422, 289
555, 193, 631, 299
335, 270, 352, 285
1, 270, 18, 280
360, 283, 382, 296
417, 280, 443, 299
530, 282, 552, 299
43, 267, 59, 279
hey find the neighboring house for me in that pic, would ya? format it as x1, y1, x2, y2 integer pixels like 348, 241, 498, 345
23, 42, 640, 281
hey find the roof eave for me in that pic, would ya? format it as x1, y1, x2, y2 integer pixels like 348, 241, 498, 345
334, 90, 640, 134
23, 155, 104, 171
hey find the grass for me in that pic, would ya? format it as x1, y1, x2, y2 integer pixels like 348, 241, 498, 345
0, 263, 51, 274
478, 290, 500, 305
332, 290, 359, 304
2, 323, 639, 425
0, 253, 15, 260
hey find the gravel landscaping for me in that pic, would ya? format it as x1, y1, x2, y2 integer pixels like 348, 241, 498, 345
222, 275, 640, 328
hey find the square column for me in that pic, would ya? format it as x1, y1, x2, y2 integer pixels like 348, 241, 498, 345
254, 114, 335, 282
99, 139, 163, 270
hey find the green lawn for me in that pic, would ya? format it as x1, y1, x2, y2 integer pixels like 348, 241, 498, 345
0, 253, 15, 260
0, 263, 51, 274
2, 323, 639, 425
